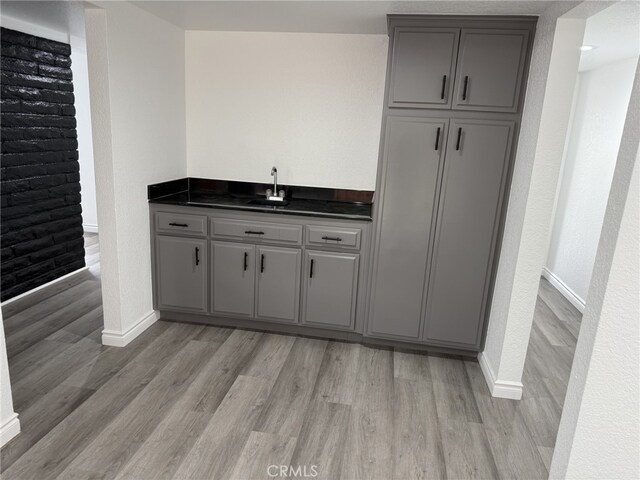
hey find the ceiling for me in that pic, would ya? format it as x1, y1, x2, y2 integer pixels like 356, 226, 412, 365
132, 1, 561, 34
579, 1, 640, 71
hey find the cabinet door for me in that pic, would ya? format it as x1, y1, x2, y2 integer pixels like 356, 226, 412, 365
424, 120, 514, 348
302, 251, 359, 329
155, 236, 207, 312
389, 28, 460, 109
256, 246, 301, 323
211, 241, 255, 317
368, 117, 448, 340
453, 29, 530, 112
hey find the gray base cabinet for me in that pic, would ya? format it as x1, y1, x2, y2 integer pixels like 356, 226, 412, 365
150, 205, 371, 339
155, 236, 207, 313
211, 241, 255, 317
302, 250, 359, 329
256, 246, 301, 323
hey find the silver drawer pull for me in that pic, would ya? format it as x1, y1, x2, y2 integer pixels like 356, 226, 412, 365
322, 236, 342, 242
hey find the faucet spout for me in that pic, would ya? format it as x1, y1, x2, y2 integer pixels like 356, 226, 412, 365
271, 166, 278, 194
268, 166, 284, 201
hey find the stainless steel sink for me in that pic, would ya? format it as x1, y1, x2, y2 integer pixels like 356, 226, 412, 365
246, 199, 290, 207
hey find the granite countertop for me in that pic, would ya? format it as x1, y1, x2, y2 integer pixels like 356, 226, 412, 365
148, 178, 373, 221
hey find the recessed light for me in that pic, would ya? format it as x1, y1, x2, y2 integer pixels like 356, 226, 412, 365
580, 45, 595, 51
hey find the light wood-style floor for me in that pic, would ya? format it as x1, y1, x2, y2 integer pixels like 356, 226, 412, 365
1, 233, 582, 479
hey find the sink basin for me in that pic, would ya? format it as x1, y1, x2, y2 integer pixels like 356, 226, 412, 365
246, 198, 290, 207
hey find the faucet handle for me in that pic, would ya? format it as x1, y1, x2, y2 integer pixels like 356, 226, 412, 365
271, 166, 277, 176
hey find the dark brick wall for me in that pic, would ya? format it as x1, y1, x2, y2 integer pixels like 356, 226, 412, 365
1, 28, 85, 301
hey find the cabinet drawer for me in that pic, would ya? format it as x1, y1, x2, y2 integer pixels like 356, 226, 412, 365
156, 212, 207, 236
306, 225, 361, 249
211, 218, 302, 245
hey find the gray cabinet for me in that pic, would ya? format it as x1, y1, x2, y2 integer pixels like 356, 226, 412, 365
256, 246, 301, 323
452, 29, 530, 112
302, 250, 359, 329
423, 120, 514, 347
211, 241, 255, 317
155, 235, 207, 312
369, 116, 448, 340
388, 28, 460, 109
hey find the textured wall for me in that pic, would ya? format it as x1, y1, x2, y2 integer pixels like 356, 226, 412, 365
185, 31, 388, 190
545, 56, 638, 307
0, 27, 84, 301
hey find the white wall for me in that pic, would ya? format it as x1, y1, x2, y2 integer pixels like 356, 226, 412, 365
185, 31, 388, 190
545, 56, 638, 310
480, 7, 587, 399
0, 309, 20, 447
0, 4, 97, 233
71, 38, 98, 232
550, 63, 639, 480
85, 1, 186, 345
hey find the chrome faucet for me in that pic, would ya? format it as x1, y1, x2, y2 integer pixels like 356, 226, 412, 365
268, 166, 284, 201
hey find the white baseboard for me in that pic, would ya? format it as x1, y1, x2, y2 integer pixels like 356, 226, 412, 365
541, 267, 586, 313
102, 311, 158, 347
83, 224, 99, 234
1, 266, 90, 307
478, 352, 523, 400
0, 413, 20, 447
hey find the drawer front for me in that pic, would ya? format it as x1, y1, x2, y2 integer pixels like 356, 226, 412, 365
306, 225, 361, 249
156, 212, 207, 236
211, 218, 302, 245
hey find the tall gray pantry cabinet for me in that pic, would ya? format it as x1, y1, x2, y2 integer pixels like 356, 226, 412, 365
368, 15, 536, 352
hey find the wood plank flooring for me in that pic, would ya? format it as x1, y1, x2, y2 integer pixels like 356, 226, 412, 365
1, 233, 582, 479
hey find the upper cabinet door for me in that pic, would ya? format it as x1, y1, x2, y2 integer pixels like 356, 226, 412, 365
388, 28, 460, 109
452, 29, 530, 112
423, 120, 514, 349
155, 236, 208, 313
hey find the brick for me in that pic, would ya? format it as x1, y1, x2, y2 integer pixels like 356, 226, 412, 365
29, 174, 69, 190
1, 197, 66, 220
1, 28, 38, 49
1, 210, 51, 232
19, 100, 62, 115
53, 225, 83, 243
29, 242, 68, 264
0, 179, 30, 194
12, 235, 54, 257
1, 227, 37, 248
1, 113, 76, 128
2, 255, 31, 274
0, 151, 78, 167
15, 259, 56, 283
60, 104, 76, 116
1, 138, 78, 153
36, 37, 71, 56
1, 57, 38, 75
0, 99, 21, 113
65, 193, 82, 205
2, 127, 77, 141
38, 64, 72, 80
1, 85, 74, 104
46, 161, 80, 175
48, 183, 81, 197
2, 164, 49, 180
54, 251, 84, 268
54, 56, 72, 68
10, 188, 50, 205
1, 247, 13, 262
1, 71, 74, 92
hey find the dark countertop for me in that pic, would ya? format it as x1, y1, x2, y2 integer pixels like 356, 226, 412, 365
148, 178, 373, 221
